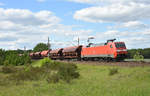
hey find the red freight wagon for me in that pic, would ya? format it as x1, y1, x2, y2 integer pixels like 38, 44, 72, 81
50, 48, 63, 60
29, 52, 42, 59
62, 46, 82, 60
81, 39, 127, 61
29, 53, 34, 59
41, 50, 50, 57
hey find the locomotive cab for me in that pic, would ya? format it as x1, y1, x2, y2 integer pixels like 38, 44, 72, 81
114, 42, 127, 60
106, 39, 127, 58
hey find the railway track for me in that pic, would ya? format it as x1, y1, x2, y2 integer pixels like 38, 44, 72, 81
32, 58, 150, 67
57, 60, 150, 67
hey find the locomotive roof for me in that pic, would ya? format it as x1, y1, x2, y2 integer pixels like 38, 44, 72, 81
90, 43, 106, 47
114, 42, 125, 43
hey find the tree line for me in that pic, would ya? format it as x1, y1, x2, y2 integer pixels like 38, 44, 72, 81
0, 49, 31, 66
127, 48, 150, 59
0, 43, 48, 66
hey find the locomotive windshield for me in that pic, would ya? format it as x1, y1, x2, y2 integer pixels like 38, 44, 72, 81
115, 43, 126, 48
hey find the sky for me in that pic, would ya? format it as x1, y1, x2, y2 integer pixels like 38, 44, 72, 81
0, 0, 150, 50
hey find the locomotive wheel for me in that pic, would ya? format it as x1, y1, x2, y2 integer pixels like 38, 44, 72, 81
83, 57, 89, 61
106, 58, 111, 62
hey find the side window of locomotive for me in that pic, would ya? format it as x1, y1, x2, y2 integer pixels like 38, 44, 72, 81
110, 45, 113, 48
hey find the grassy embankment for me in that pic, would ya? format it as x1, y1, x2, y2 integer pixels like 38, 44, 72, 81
0, 60, 150, 96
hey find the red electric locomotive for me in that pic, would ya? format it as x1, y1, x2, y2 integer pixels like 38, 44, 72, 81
81, 39, 127, 61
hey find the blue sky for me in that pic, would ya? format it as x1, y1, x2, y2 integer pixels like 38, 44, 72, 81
0, 0, 150, 50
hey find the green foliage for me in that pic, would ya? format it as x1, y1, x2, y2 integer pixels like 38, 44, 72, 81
32, 58, 54, 68
43, 61, 80, 83
33, 43, 48, 52
21, 53, 32, 65
57, 62, 80, 83
4, 52, 31, 66
46, 74, 60, 83
108, 68, 118, 76
4, 52, 20, 66
0, 59, 79, 84
0, 49, 5, 65
39, 58, 53, 66
127, 48, 150, 59
133, 51, 144, 61
11, 67, 46, 81
0, 50, 31, 66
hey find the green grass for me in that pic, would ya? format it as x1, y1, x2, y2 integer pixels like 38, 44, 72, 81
31, 60, 43, 67
0, 62, 150, 96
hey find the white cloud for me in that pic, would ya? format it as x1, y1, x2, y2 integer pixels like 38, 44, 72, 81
67, 0, 100, 4
0, 8, 60, 26
0, 8, 92, 50
68, 0, 150, 5
66, 0, 150, 49
143, 29, 150, 35
123, 21, 144, 28
104, 30, 118, 35
94, 29, 150, 49
74, 3, 150, 23
112, 21, 148, 30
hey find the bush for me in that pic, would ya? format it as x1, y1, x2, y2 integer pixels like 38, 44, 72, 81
1, 57, 79, 84
46, 74, 60, 83
38, 58, 54, 67
57, 62, 80, 83
44, 61, 80, 83
133, 51, 144, 61
9, 66, 46, 81
109, 68, 118, 76
4, 60, 80, 84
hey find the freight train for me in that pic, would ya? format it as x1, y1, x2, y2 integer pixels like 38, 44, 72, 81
30, 39, 127, 61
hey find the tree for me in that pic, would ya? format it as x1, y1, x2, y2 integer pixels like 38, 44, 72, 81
133, 51, 144, 61
127, 48, 150, 59
0, 49, 5, 65
4, 51, 31, 66
33, 43, 48, 52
